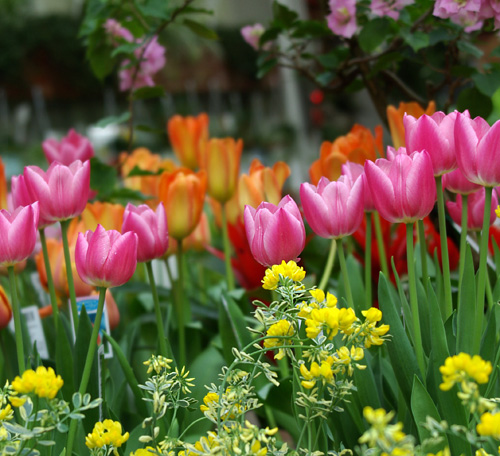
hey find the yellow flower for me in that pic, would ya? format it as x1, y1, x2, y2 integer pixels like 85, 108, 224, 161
300, 358, 334, 389
12, 366, 63, 399
9, 396, 26, 407
85, 419, 129, 449
338, 307, 357, 335
475, 449, 493, 456
0, 404, 13, 421
427, 448, 450, 456
200, 392, 219, 413
305, 307, 339, 339
335, 346, 365, 376
477, 412, 500, 439
362, 307, 382, 323
261, 260, 305, 290
440, 353, 492, 391
263, 319, 295, 359
144, 355, 173, 375
131, 447, 158, 456
496, 205, 500, 219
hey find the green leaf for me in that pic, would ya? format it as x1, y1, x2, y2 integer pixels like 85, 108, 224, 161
111, 41, 143, 58
183, 19, 218, 40
90, 157, 118, 197
472, 71, 500, 97
86, 32, 115, 80
135, 125, 166, 135
257, 58, 278, 79
127, 165, 165, 177
411, 375, 446, 453
401, 29, 429, 52
291, 20, 330, 39
272, 1, 298, 28
132, 85, 166, 100
456, 246, 476, 355
457, 87, 492, 119
358, 18, 391, 53
95, 112, 131, 128
260, 27, 281, 44
107, 187, 151, 202
134, 0, 172, 20
316, 52, 339, 69
457, 40, 484, 58
56, 318, 75, 401
315, 71, 336, 86
378, 273, 421, 409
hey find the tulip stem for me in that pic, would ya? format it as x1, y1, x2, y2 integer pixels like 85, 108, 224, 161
66, 286, 107, 456
176, 240, 186, 367
60, 219, 79, 334
221, 204, 235, 291
458, 194, 469, 295
417, 219, 428, 286
406, 223, 426, 377
373, 211, 389, 278
435, 176, 453, 320
474, 187, 493, 355
364, 213, 372, 310
8, 266, 25, 373
146, 261, 170, 358
336, 238, 354, 311
39, 228, 59, 332
318, 238, 336, 291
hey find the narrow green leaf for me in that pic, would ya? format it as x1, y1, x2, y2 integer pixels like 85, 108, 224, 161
56, 319, 75, 401
257, 58, 278, 79
456, 246, 476, 354
183, 19, 218, 40
90, 157, 118, 197
95, 112, 131, 128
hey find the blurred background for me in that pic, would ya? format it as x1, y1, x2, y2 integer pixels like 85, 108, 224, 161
0, 0, 381, 188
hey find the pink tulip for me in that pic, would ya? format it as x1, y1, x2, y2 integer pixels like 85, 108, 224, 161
24, 161, 90, 223
341, 161, 375, 212
301, 174, 364, 239
244, 195, 305, 267
442, 167, 482, 195
0, 203, 39, 267
454, 112, 500, 187
446, 187, 498, 231
121, 202, 169, 262
75, 224, 138, 288
404, 111, 462, 176
11, 175, 52, 227
364, 150, 436, 223
42, 129, 94, 166
386, 145, 408, 160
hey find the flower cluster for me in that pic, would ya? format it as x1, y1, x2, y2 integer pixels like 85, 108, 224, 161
12, 366, 64, 400
85, 419, 130, 455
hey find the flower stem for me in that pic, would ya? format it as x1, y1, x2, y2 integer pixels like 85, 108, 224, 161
364, 213, 372, 310
60, 219, 78, 334
458, 194, 469, 294
8, 266, 25, 373
66, 286, 107, 455
417, 219, 428, 285
176, 239, 186, 367
146, 261, 170, 358
474, 186, 493, 354
221, 203, 235, 291
406, 223, 425, 377
318, 238, 336, 290
336, 238, 354, 311
373, 211, 389, 278
39, 228, 59, 332
435, 176, 453, 319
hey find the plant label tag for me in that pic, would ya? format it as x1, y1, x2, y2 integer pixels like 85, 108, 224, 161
8, 305, 49, 359
70, 296, 113, 359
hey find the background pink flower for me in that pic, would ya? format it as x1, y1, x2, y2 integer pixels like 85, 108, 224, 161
370, 0, 414, 20
327, 0, 357, 39
42, 129, 94, 166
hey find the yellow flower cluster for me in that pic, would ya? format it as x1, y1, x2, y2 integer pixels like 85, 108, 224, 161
85, 419, 129, 450
131, 447, 159, 456
300, 358, 335, 389
359, 406, 414, 456
305, 306, 357, 340
144, 355, 173, 374
263, 319, 295, 360
297, 289, 337, 319
261, 261, 305, 290
477, 412, 500, 439
0, 403, 13, 421
360, 308, 390, 348
440, 353, 492, 391
12, 366, 63, 399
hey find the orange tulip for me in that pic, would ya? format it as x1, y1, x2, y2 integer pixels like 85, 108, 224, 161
0, 285, 11, 329
120, 147, 176, 204
81, 202, 125, 232
158, 168, 207, 240
309, 124, 383, 185
387, 101, 436, 149
199, 138, 242, 203
167, 113, 209, 170
0, 158, 7, 210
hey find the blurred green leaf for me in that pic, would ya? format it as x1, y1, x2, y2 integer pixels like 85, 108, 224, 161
291, 20, 330, 39
257, 58, 278, 79
132, 85, 166, 100
183, 19, 218, 40
272, 1, 298, 28
95, 112, 131, 128
401, 29, 429, 52
56, 321, 74, 401
127, 166, 165, 177
134, 0, 172, 20
359, 18, 392, 53
457, 87, 492, 119
457, 41, 484, 58
316, 52, 339, 69
456, 246, 475, 355
111, 41, 143, 58
86, 32, 115, 80
472, 71, 500, 97
90, 157, 118, 196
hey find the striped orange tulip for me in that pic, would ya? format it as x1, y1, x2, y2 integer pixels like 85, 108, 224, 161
387, 100, 436, 149
158, 168, 207, 240
0, 158, 7, 210
309, 124, 383, 185
167, 113, 209, 170
0, 285, 11, 329
81, 202, 125, 232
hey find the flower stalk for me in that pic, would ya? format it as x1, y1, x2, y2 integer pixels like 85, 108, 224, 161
39, 227, 59, 332
60, 219, 79, 333
8, 266, 25, 373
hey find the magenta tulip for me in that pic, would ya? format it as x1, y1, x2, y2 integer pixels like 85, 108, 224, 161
24, 160, 90, 223
300, 174, 364, 239
75, 224, 138, 288
121, 202, 169, 262
244, 195, 305, 267
11, 175, 52, 227
341, 161, 375, 212
446, 188, 498, 231
404, 111, 462, 176
42, 129, 94, 166
442, 167, 482, 195
0, 203, 39, 267
364, 150, 436, 223
455, 112, 500, 187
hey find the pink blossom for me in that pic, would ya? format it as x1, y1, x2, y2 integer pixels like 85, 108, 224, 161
446, 188, 498, 231
11, 175, 52, 227
241, 24, 269, 50
442, 167, 482, 195
341, 161, 375, 212
433, 0, 485, 31
327, 0, 357, 39
42, 129, 94, 166
103, 19, 134, 43
370, 0, 414, 20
